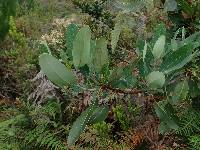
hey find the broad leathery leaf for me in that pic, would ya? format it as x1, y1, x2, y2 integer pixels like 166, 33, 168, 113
171, 39, 178, 51
39, 54, 76, 87
159, 122, 170, 134
89, 105, 109, 124
109, 66, 137, 88
172, 27, 186, 43
90, 38, 109, 72
152, 23, 166, 44
67, 106, 96, 147
171, 80, 189, 104
142, 41, 147, 62
155, 102, 179, 131
139, 46, 153, 77
152, 35, 166, 59
112, 75, 137, 89
112, 67, 137, 89
146, 71, 165, 89
66, 23, 79, 59
164, 103, 179, 129
136, 38, 145, 55
108, 67, 124, 84
182, 26, 186, 40
89, 40, 96, 70
171, 28, 182, 51
160, 44, 195, 74
111, 22, 122, 53
180, 31, 200, 48
72, 26, 91, 68
164, 0, 177, 12
60, 50, 69, 64
138, 59, 151, 77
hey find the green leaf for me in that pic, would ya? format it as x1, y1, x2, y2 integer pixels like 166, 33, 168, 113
109, 66, 137, 89
39, 53, 76, 87
152, 23, 166, 44
138, 47, 153, 77
138, 59, 151, 77
40, 42, 51, 54
67, 106, 95, 147
60, 49, 69, 63
171, 80, 189, 104
111, 22, 122, 53
66, 23, 79, 59
146, 71, 165, 89
160, 44, 195, 74
164, 0, 177, 12
67, 105, 109, 147
182, 26, 186, 40
108, 67, 124, 84
72, 26, 91, 68
159, 122, 170, 134
89, 106, 109, 124
142, 41, 147, 62
152, 35, 166, 59
112, 75, 137, 89
90, 38, 109, 72
180, 31, 200, 48
155, 102, 179, 131
112, 68, 137, 89
171, 28, 182, 51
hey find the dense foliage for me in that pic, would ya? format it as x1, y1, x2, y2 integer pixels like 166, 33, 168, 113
1, 0, 200, 150
0, 0, 17, 40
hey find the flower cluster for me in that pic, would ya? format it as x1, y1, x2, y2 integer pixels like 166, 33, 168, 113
41, 17, 76, 50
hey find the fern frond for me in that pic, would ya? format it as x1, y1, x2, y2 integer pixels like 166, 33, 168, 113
176, 109, 200, 136
188, 135, 200, 150
42, 100, 61, 119
25, 125, 66, 150
0, 114, 28, 150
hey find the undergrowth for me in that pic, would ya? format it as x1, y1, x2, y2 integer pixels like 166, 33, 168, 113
1, 0, 200, 150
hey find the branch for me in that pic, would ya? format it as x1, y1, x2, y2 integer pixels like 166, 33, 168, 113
101, 85, 143, 95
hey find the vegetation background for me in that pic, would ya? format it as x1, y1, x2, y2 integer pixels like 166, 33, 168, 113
0, 0, 200, 150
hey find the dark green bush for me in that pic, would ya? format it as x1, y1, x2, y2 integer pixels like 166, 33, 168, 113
0, 0, 17, 40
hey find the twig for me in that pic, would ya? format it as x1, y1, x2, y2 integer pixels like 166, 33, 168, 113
101, 85, 143, 95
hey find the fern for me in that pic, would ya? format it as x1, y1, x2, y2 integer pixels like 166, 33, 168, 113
42, 100, 62, 120
0, 114, 28, 150
23, 100, 67, 150
25, 125, 66, 150
176, 108, 200, 149
177, 108, 200, 136
189, 135, 200, 150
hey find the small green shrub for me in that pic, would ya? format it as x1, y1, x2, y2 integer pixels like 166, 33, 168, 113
113, 105, 130, 131
0, 0, 17, 40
